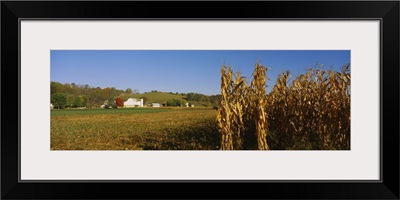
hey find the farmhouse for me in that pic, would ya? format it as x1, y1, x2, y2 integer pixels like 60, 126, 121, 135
151, 103, 161, 107
124, 98, 144, 107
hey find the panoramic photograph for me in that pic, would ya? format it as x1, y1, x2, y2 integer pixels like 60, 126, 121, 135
50, 50, 350, 150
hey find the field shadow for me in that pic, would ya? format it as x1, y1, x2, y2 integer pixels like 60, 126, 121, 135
139, 123, 221, 150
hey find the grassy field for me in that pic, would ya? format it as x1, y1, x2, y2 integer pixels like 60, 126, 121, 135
51, 107, 220, 150
51, 108, 169, 116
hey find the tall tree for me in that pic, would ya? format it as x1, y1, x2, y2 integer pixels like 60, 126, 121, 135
140, 97, 148, 105
51, 93, 67, 109
115, 97, 124, 108
125, 88, 132, 94
50, 82, 64, 95
66, 94, 75, 108
74, 96, 86, 107
91, 88, 103, 107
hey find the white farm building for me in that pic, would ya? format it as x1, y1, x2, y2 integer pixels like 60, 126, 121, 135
124, 98, 144, 107
151, 103, 161, 107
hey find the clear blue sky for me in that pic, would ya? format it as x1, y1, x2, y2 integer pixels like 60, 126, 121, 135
51, 50, 350, 95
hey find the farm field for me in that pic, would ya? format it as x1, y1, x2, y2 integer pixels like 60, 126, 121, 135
51, 107, 220, 150
50, 50, 350, 150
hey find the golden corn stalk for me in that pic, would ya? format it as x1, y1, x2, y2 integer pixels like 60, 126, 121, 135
217, 66, 234, 150
217, 63, 270, 150
217, 66, 248, 150
249, 64, 270, 150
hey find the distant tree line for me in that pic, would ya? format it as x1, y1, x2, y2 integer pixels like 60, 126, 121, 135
51, 82, 125, 109
185, 93, 222, 106
186, 93, 209, 102
50, 81, 222, 109
166, 99, 187, 107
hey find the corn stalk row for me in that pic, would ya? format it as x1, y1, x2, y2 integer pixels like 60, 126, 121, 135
217, 63, 350, 150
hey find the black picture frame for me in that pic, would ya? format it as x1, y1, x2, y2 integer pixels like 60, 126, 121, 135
2, 1, 399, 199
